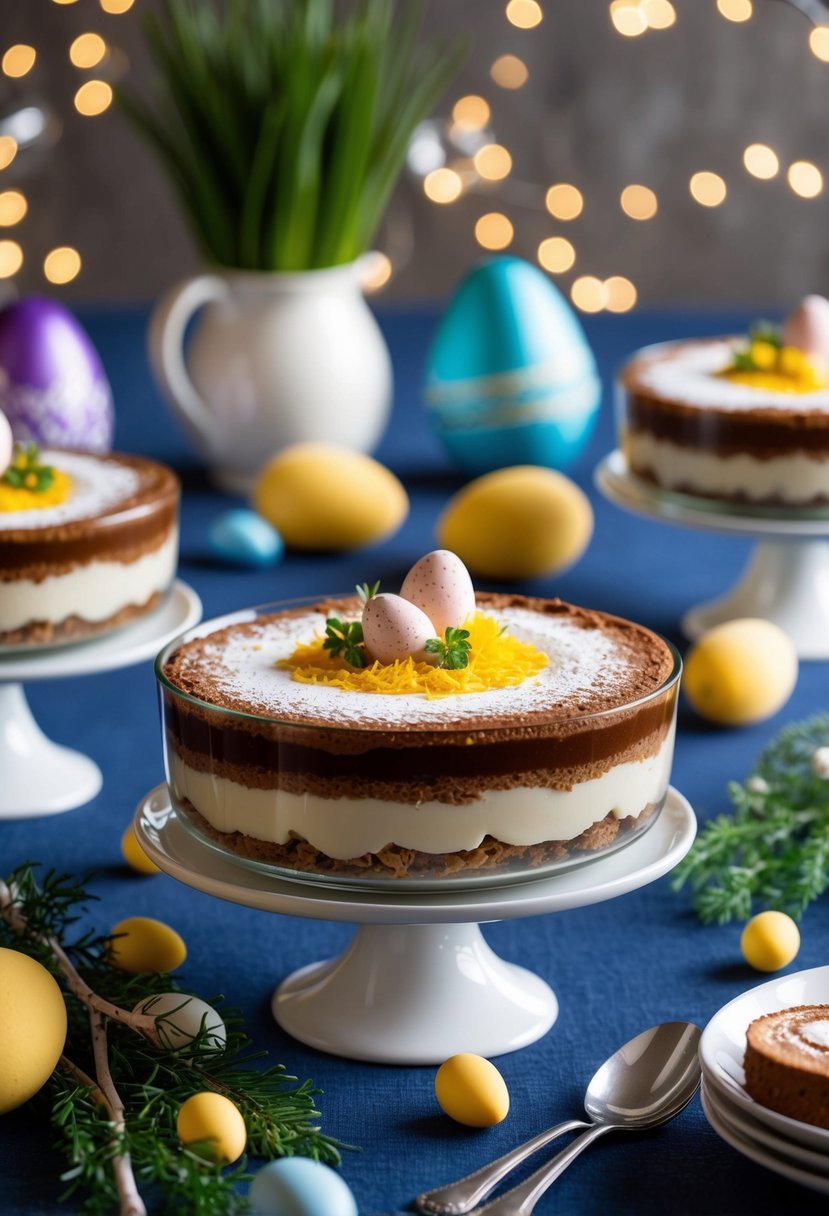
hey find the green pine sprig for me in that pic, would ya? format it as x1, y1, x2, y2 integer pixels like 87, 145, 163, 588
1, 865, 350, 1216
672, 714, 829, 923
424, 627, 471, 670
322, 617, 366, 667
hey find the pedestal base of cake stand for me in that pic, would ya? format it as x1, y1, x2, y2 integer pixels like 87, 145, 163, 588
0, 581, 202, 819
596, 451, 829, 660
273, 922, 557, 1064
681, 538, 829, 657
135, 782, 696, 1065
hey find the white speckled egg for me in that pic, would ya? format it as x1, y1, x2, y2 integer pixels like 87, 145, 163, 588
132, 992, 227, 1052
782, 295, 829, 365
0, 410, 12, 477
362, 593, 436, 664
425, 257, 601, 476
249, 1158, 358, 1216
400, 550, 476, 637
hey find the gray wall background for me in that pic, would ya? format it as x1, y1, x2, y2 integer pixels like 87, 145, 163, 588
0, 0, 827, 307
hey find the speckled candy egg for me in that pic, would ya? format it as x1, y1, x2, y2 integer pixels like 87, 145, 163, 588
400, 549, 476, 637
0, 297, 113, 451
249, 1158, 358, 1216
425, 257, 601, 475
0, 948, 68, 1114
782, 295, 829, 366
0, 409, 12, 476
362, 593, 435, 664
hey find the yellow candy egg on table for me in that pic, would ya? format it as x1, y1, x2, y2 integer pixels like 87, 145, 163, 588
684, 619, 798, 727
437, 466, 593, 580
107, 916, 186, 974
434, 1053, 510, 1127
253, 442, 408, 551
177, 1091, 247, 1163
0, 947, 67, 1114
741, 911, 801, 972
120, 823, 160, 875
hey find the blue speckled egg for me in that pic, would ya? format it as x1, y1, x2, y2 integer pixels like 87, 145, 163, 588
249, 1158, 358, 1216
425, 257, 601, 475
208, 508, 284, 568
0, 296, 113, 451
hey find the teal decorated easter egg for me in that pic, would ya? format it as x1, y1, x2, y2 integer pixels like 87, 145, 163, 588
208, 508, 284, 568
249, 1158, 358, 1216
425, 257, 601, 475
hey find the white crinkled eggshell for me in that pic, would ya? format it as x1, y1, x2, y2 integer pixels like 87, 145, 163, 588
133, 992, 227, 1052
362, 593, 436, 664
0, 410, 12, 478
400, 549, 476, 638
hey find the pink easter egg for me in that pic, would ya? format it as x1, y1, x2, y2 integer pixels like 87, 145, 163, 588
362, 594, 436, 665
781, 295, 829, 364
400, 549, 476, 638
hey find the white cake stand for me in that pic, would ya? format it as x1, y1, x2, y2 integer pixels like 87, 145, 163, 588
135, 783, 696, 1065
0, 580, 202, 820
595, 450, 829, 659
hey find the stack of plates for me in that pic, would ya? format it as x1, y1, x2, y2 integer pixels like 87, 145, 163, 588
700, 964, 829, 1194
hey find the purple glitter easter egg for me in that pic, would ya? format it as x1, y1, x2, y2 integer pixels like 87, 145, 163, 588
0, 296, 114, 451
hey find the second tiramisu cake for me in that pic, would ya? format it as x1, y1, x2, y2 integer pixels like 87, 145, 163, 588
157, 551, 680, 881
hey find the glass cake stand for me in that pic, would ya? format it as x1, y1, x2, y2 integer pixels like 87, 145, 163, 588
595, 450, 829, 660
135, 781, 696, 1065
0, 580, 202, 819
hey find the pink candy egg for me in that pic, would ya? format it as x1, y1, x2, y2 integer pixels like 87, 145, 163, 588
781, 295, 829, 365
0, 411, 12, 478
400, 549, 476, 638
362, 594, 436, 665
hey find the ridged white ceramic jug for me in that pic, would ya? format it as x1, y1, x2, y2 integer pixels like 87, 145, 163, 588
148, 262, 393, 495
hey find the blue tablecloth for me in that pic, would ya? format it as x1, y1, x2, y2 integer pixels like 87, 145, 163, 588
2, 304, 828, 1216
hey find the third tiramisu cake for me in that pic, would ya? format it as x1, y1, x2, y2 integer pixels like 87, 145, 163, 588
619, 294, 829, 508
158, 550, 680, 880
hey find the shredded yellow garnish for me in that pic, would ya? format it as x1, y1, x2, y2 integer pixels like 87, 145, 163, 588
720, 340, 828, 394
0, 470, 73, 513
279, 610, 548, 697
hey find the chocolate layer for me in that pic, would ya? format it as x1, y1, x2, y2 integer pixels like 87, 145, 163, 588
0, 452, 179, 577
625, 392, 829, 458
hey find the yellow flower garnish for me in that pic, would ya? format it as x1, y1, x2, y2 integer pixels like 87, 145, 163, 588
279, 611, 548, 697
0, 469, 73, 513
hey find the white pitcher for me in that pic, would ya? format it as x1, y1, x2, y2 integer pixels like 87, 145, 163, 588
148, 262, 393, 495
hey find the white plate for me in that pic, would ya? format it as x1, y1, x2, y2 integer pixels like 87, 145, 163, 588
0, 580, 202, 681
135, 783, 696, 924
700, 964, 829, 1153
703, 1080, 829, 1174
701, 1083, 829, 1195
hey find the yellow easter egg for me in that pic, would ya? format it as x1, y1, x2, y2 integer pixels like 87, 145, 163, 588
253, 442, 408, 551
741, 911, 800, 972
108, 916, 186, 974
0, 947, 67, 1114
120, 823, 160, 876
684, 619, 798, 727
437, 466, 593, 579
177, 1091, 247, 1163
434, 1053, 510, 1127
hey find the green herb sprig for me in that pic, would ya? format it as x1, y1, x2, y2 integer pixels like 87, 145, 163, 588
119, 0, 463, 272
1, 865, 347, 1215
2, 443, 55, 493
323, 618, 366, 667
673, 714, 829, 924
424, 627, 471, 670
356, 581, 380, 605
730, 321, 783, 372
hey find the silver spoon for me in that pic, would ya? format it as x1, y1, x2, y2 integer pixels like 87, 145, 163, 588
416, 1021, 701, 1216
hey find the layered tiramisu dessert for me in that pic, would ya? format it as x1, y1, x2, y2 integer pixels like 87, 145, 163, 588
0, 437, 179, 646
158, 550, 680, 880
618, 295, 829, 508
744, 1004, 829, 1129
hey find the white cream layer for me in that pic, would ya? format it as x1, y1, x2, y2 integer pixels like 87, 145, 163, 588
626, 432, 829, 504
0, 530, 178, 631
168, 733, 675, 859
